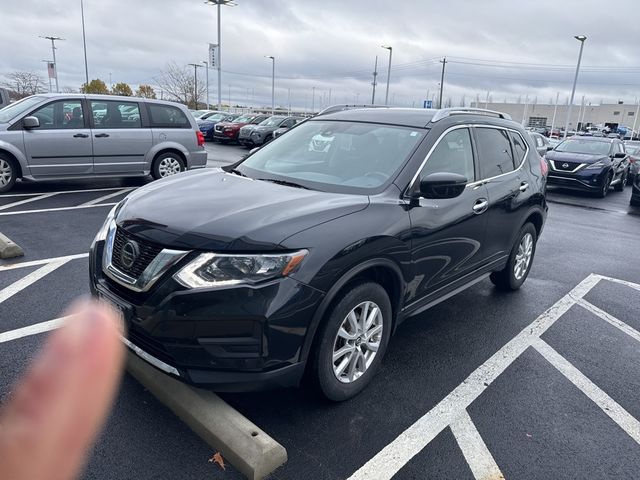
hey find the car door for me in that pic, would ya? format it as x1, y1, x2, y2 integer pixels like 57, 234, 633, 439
90, 99, 152, 174
475, 126, 531, 264
22, 98, 93, 177
408, 126, 489, 300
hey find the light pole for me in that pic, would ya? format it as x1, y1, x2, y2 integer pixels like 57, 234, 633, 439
312, 86, 316, 113
205, 0, 236, 110
564, 35, 587, 139
265, 55, 275, 114
201, 60, 209, 108
550, 92, 559, 137
188, 63, 203, 108
381, 45, 392, 106
40, 36, 64, 92
371, 55, 378, 105
80, 0, 89, 87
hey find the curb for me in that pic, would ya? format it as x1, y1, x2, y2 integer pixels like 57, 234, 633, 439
126, 351, 287, 480
0, 232, 24, 259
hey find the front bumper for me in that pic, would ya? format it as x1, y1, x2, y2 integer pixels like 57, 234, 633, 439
90, 240, 324, 391
547, 167, 607, 192
213, 129, 238, 141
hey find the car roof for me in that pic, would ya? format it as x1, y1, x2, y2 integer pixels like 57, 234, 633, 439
567, 135, 614, 143
31, 93, 189, 108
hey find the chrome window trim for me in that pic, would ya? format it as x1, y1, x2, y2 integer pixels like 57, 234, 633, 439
405, 124, 530, 196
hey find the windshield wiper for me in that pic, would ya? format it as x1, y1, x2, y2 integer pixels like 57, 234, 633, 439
257, 178, 310, 190
226, 168, 247, 177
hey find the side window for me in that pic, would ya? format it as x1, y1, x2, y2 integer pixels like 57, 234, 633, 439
281, 119, 296, 128
618, 143, 625, 153
510, 132, 528, 165
30, 99, 84, 130
147, 104, 190, 128
475, 128, 515, 179
420, 128, 475, 182
91, 100, 141, 129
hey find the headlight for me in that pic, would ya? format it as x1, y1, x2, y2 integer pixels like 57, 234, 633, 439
585, 160, 607, 170
92, 205, 118, 244
174, 250, 308, 289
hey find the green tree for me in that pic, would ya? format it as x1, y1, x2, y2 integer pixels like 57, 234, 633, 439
80, 79, 109, 94
135, 84, 156, 99
111, 82, 133, 96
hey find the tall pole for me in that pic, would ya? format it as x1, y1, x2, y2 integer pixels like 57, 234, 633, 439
485, 91, 490, 109
80, 0, 89, 87
439, 57, 447, 108
41, 36, 64, 92
217, 2, 222, 110
381, 46, 392, 106
312, 86, 316, 112
228, 84, 231, 108
550, 92, 559, 137
202, 61, 209, 108
577, 95, 585, 131
371, 55, 378, 105
42, 60, 53, 93
188, 63, 202, 108
287, 88, 291, 115
564, 35, 587, 139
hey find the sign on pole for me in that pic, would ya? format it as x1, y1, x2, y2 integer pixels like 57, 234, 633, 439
209, 43, 219, 69
47, 62, 56, 79
423, 100, 433, 109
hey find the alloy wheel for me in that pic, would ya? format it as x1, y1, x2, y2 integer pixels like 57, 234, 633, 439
332, 301, 384, 384
0, 159, 12, 187
514, 232, 533, 280
158, 157, 182, 177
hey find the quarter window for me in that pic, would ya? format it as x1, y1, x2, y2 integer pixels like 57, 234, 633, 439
91, 100, 141, 129
30, 99, 84, 129
420, 128, 475, 182
147, 104, 190, 128
510, 132, 528, 164
475, 128, 515, 179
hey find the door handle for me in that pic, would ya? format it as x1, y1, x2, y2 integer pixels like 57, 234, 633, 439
519, 182, 529, 192
472, 199, 488, 214
95, 133, 110, 138
73, 133, 89, 138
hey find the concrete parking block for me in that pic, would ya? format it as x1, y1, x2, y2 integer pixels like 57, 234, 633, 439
0, 232, 24, 259
126, 351, 287, 480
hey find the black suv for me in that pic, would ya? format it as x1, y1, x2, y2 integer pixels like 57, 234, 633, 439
545, 136, 630, 197
90, 107, 547, 401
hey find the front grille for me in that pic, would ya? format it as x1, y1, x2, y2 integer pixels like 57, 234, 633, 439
128, 327, 176, 367
553, 161, 581, 171
111, 228, 162, 279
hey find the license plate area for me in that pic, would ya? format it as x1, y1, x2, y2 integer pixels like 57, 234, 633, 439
97, 288, 133, 323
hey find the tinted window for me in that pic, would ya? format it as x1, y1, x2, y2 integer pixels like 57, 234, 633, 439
31, 99, 84, 130
91, 100, 141, 129
281, 118, 297, 128
555, 139, 611, 155
511, 132, 528, 164
148, 104, 190, 128
421, 128, 475, 181
475, 128, 515, 178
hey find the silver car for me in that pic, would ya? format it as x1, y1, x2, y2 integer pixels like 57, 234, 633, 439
0, 94, 208, 192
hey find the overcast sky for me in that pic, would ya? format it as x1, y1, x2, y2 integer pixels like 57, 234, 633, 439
2, 0, 640, 110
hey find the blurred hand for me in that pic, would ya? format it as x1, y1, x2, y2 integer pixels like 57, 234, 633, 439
0, 301, 125, 480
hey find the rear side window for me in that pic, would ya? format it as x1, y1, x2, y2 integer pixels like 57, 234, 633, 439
475, 127, 515, 179
421, 128, 475, 181
91, 100, 141, 129
510, 132, 528, 164
147, 104, 190, 128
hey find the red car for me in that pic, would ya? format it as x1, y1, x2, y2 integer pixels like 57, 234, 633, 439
213, 114, 271, 144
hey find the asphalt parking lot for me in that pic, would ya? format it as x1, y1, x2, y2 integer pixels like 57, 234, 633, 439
1, 154, 639, 479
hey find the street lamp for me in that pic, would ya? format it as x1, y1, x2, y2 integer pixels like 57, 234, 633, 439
188, 63, 203, 108
80, 0, 89, 87
201, 60, 209, 108
204, 0, 236, 110
564, 35, 587, 139
381, 45, 392, 106
265, 55, 275, 114
39, 36, 64, 92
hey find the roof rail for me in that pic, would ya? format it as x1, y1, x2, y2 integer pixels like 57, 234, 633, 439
430, 108, 512, 123
316, 104, 388, 116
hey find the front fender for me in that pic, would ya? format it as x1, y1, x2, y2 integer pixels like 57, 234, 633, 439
0, 138, 30, 178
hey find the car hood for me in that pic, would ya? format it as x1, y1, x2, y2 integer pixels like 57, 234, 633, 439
116, 169, 369, 251
545, 150, 608, 164
0, 123, 9, 132
252, 125, 279, 134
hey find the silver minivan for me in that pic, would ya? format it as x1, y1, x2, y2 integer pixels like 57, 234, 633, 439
0, 94, 208, 192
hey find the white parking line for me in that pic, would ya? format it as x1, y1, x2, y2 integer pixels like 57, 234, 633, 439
450, 410, 504, 480
0, 253, 88, 271
80, 188, 133, 207
348, 274, 602, 480
0, 203, 117, 216
577, 298, 640, 344
0, 261, 69, 305
0, 317, 67, 344
533, 338, 640, 445
0, 192, 59, 212
0, 186, 133, 198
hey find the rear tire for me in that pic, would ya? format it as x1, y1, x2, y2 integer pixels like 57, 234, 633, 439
490, 223, 537, 291
310, 282, 392, 401
152, 152, 185, 180
0, 154, 17, 193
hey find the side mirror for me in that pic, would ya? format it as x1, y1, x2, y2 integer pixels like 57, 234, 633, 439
249, 147, 260, 155
614, 152, 626, 159
546, 145, 554, 152
23, 116, 40, 129
416, 172, 468, 199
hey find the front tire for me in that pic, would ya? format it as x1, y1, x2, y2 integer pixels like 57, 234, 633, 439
614, 170, 628, 192
152, 152, 185, 180
490, 223, 537, 291
0, 154, 17, 193
597, 172, 612, 198
310, 282, 392, 401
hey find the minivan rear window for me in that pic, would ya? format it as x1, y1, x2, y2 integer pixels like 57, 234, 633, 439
147, 104, 190, 128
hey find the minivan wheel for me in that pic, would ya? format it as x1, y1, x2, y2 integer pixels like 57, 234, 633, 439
311, 282, 392, 401
0, 155, 17, 193
152, 153, 185, 180
490, 223, 537, 291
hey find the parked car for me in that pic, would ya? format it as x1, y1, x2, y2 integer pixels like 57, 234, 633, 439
248, 115, 301, 146
89, 107, 547, 401
272, 117, 305, 140
548, 138, 561, 148
624, 141, 640, 179
545, 136, 630, 197
0, 93, 207, 192
197, 110, 225, 121
213, 114, 270, 143
529, 131, 552, 157
631, 171, 640, 207
198, 113, 240, 140
0, 88, 10, 110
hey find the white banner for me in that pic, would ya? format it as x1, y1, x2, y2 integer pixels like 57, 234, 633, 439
47, 62, 56, 79
208, 43, 219, 69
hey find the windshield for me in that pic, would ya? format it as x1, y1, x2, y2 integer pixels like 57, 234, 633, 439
202, 113, 226, 122
555, 139, 611, 155
0, 96, 45, 123
233, 115, 253, 123
236, 120, 425, 194
259, 117, 286, 127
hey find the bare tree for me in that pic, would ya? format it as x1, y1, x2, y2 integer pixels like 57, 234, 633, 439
155, 62, 206, 108
2, 71, 46, 98
60, 86, 77, 93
